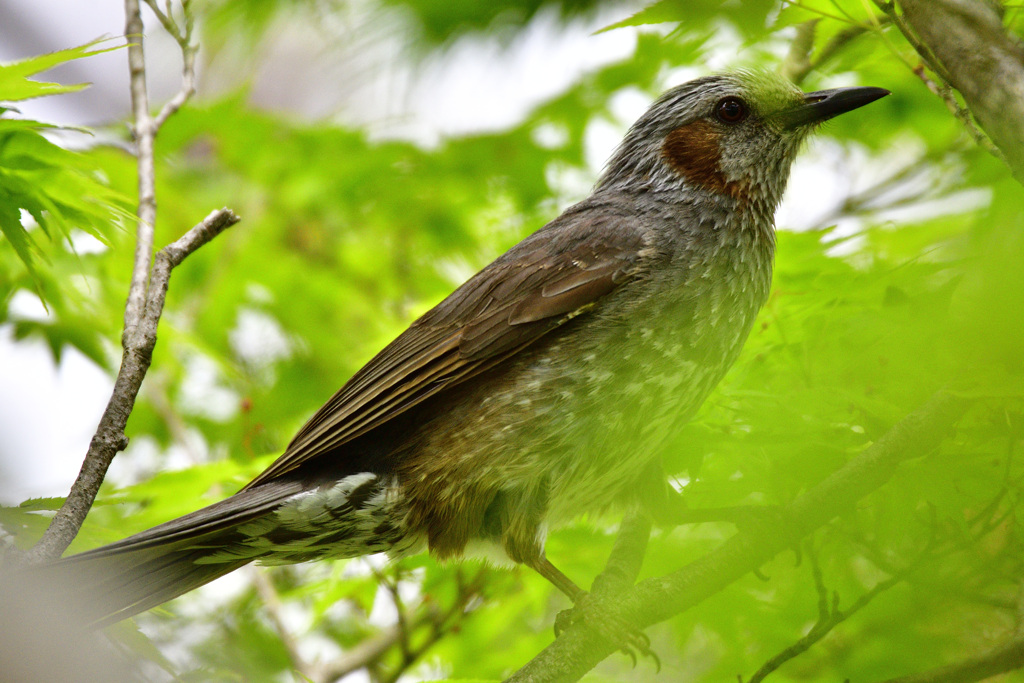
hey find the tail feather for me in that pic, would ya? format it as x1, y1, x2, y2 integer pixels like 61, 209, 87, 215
42, 479, 306, 628
82, 548, 249, 629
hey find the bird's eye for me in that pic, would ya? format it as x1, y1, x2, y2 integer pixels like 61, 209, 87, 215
714, 97, 749, 124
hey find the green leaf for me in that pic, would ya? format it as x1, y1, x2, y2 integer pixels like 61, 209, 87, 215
0, 39, 123, 103
0, 119, 131, 306
598, 0, 777, 40
0, 190, 42, 278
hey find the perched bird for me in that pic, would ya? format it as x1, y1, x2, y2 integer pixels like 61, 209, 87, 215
49, 71, 888, 630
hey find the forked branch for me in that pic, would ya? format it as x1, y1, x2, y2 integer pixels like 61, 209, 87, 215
26, 0, 238, 562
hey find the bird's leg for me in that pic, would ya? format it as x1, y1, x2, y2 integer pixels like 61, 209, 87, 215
527, 553, 586, 603
498, 485, 656, 664
524, 553, 657, 667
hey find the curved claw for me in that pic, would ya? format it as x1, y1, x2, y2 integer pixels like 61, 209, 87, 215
649, 646, 662, 673
553, 607, 575, 638
552, 595, 660, 669
620, 630, 659, 670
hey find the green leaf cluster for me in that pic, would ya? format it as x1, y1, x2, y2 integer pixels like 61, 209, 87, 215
0, 41, 130, 313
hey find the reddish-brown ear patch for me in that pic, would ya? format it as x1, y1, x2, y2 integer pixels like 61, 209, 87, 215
662, 121, 745, 200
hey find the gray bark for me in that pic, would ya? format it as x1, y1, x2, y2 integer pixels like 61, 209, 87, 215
899, 0, 1024, 183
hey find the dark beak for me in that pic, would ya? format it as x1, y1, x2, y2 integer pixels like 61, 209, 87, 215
781, 86, 890, 129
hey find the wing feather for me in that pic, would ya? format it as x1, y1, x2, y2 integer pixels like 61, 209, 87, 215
245, 208, 648, 488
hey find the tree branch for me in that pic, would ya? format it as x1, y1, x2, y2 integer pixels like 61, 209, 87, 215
123, 0, 157, 337
312, 566, 487, 683
26, 208, 238, 562
874, 635, 1024, 683
895, 0, 1024, 183
504, 391, 968, 683
590, 514, 651, 599
315, 624, 403, 683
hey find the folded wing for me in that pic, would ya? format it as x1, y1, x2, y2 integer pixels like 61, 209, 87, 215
246, 207, 649, 488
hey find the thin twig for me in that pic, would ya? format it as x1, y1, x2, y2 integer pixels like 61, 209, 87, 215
143, 0, 198, 130
745, 545, 902, 683
744, 471, 1022, 683
315, 624, 403, 683
379, 568, 414, 662
372, 565, 488, 683
22, 0, 237, 562
893, 0, 1024, 180
147, 208, 240, 307
141, 0, 179, 37
251, 568, 317, 680
872, 1, 956, 84
910, 64, 1005, 160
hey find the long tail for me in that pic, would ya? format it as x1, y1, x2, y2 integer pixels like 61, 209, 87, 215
40, 479, 306, 628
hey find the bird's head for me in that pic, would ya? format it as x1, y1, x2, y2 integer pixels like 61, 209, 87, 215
597, 71, 889, 211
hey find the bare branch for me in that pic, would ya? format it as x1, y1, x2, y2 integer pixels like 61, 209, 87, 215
20, 1, 237, 563
123, 0, 157, 337
141, 0, 180, 37
144, 0, 198, 131
26, 208, 239, 562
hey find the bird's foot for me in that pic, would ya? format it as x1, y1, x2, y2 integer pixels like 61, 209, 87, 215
553, 593, 660, 670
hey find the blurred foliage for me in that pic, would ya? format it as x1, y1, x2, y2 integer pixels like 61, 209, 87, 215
199, 0, 610, 48
2, 0, 1024, 681
379, 0, 606, 44
0, 40, 131, 316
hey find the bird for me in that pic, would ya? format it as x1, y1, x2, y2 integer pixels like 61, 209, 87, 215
44, 71, 888, 633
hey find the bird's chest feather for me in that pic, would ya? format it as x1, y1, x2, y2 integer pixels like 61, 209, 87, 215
550, 243, 772, 513
397, 213, 774, 540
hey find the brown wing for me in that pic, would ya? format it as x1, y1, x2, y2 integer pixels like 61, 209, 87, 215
244, 208, 648, 488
